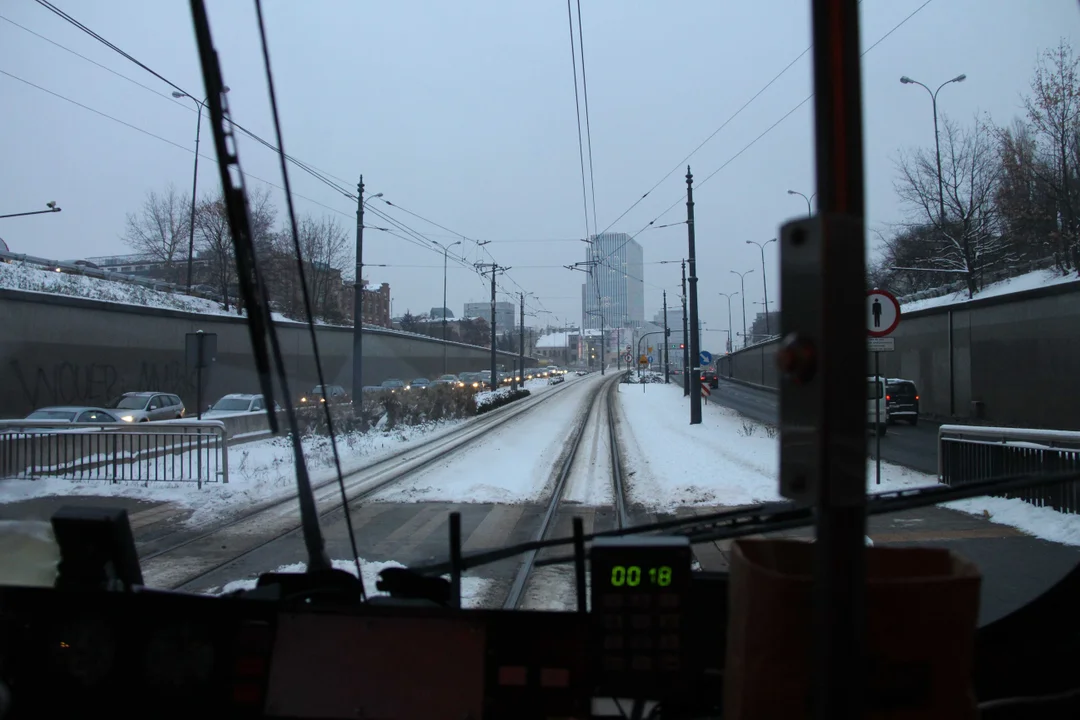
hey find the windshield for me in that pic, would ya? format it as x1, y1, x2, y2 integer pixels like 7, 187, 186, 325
26, 410, 76, 421
212, 398, 252, 411
5, 6, 1077, 700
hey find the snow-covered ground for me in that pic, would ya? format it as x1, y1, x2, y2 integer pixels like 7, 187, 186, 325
900, 267, 1079, 313
617, 383, 1080, 547
562, 386, 616, 505
0, 419, 468, 527
0, 258, 298, 320
203, 556, 492, 607
371, 374, 602, 504
475, 377, 557, 405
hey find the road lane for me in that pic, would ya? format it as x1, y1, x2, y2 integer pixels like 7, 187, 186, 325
712, 378, 940, 474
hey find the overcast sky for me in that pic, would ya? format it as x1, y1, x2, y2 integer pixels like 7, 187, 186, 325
2, 1, 1076, 344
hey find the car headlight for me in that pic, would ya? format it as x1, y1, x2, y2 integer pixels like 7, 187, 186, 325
300, 397, 307, 403
121, 415, 134, 422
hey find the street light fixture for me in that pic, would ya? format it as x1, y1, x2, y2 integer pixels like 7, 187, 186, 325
0, 202, 63, 220
729, 269, 754, 349
786, 189, 815, 217
172, 86, 229, 289
432, 238, 463, 374
899, 73, 966, 222
745, 238, 777, 335
717, 291, 738, 354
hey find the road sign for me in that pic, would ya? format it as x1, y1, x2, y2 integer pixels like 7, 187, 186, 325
699, 350, 713, 365
626, 345, 632, 353
868, 337, 895, 352
647, 346, 653, 353
867, 289, 901, 337
647, 355, 654, 364
701, 382, 711, 402
624, 353, 632, 363
639, 355, 648, 365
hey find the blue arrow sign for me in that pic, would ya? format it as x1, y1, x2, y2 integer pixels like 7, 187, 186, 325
647, 355, 654, 363
699, 350, 713, 365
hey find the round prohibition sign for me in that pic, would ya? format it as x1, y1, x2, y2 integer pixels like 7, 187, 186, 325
867, 288, 901, 338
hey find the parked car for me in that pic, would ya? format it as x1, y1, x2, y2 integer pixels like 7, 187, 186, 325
886, 378, 920, 426
204, 393, 277, 418
24, 406, 121, 423
300, 385, 350, 405
108, 392, 186, 422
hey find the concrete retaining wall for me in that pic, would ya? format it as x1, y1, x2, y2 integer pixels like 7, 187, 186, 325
0, 289, 536, 419
716, 280, 1080, 430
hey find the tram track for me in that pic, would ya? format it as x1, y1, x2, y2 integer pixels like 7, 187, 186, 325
138, 376, 588, 591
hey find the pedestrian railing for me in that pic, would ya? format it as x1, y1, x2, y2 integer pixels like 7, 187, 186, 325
0, 420, 229, 487
938, 424, 1080, 514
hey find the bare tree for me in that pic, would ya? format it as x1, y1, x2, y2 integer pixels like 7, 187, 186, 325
122, 184, 190, 279
1021, 38, 1080, 270
895, 114, 1008, 297
272, 214, 350, 321
194, 186, 277, 313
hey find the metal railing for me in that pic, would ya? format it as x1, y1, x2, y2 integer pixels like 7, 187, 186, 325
938, 424, 1080, 514
0, 420, 229, 488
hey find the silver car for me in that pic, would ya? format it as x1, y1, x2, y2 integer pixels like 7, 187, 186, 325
204, 394, 277, 418
111, 392, 186, 423
24, 406, 122, 423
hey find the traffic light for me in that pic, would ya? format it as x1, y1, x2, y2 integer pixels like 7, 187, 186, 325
665, 328, 671, 337
679, 343, 685, 349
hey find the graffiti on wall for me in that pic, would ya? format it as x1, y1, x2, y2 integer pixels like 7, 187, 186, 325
9, 359, 196, 410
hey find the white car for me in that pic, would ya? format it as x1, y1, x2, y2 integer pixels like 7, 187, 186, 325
204, 394, 275, 418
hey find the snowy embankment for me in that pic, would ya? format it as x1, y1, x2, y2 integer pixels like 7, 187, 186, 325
899, 267, 1079, 313
204, 557, 493, 607
474, 377, 556, 405
616, 383, 1080, 547
0, 419, 467, 526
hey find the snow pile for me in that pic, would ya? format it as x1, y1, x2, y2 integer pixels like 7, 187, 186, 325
941, 496, 1080, 547
900, 268, 1079, 313
204, 557, 493, 607
0, 418, 467, 527
474, 377, 555, 405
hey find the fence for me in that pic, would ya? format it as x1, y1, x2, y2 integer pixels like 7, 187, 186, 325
0, 420, 229, 487
938, 425, 1080, 514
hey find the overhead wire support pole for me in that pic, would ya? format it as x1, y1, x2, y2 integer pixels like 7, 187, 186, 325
686, 168, 702, 425
663, 290, 670, 384
475, 262, 507, 389
681, 261, 689, 397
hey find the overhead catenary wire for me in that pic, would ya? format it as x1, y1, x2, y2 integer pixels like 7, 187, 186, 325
575, 0, 599, 238
588, 0, 938, 274
566, 0, 591, 242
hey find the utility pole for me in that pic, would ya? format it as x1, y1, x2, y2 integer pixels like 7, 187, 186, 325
518, 292, 525, 391
566, 259, 602, 373
681, 261, 689, 397
686, 167, 702, 425
351, 175, 365, 399
475, 262, 507, 389
663, 290, 670, 384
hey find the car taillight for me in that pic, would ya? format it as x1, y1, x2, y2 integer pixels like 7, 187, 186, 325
886, 394, 891, 401
915, 395, 919, 400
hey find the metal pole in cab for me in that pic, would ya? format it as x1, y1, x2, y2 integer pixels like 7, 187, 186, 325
686, 167, 702, 425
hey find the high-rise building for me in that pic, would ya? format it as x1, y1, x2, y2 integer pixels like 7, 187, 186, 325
463, 301, 515, 330
582, 232, 644, 331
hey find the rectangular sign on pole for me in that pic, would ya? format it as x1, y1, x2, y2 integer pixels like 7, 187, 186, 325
867, 337, 895, 352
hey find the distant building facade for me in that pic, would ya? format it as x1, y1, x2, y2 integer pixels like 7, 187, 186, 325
464, 301, 515, 330
582, 232, 644, 331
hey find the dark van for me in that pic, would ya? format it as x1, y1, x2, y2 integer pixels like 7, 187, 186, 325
886, 378, 920, 425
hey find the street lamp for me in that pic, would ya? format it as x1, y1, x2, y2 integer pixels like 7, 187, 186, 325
432, 239, 463, 375
718, 291, 738, 354
352, 185, 384, 398
730, 269, 754, 349
0, 201, 62, 220
172, 87, 229, 289
899, 73, 967, 222
786, 189, 815, 217
745, 238, 777, 335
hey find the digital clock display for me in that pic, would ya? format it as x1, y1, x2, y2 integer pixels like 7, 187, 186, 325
607, 564, 674, 589
589, 535, 693, 698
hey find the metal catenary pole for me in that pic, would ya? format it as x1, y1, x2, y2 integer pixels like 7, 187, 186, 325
686, 168, 702, 425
